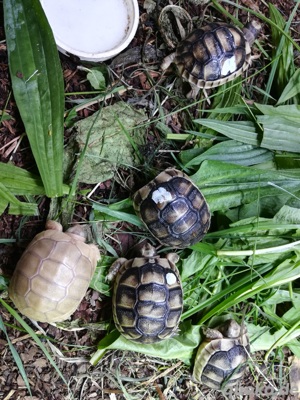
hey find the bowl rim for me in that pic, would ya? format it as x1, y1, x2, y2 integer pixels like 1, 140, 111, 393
40, 0, 140, 61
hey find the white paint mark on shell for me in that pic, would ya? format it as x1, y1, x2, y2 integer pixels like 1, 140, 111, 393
152, 187, 172, 204
221, 56, 237, 76
166, 272, 177, 285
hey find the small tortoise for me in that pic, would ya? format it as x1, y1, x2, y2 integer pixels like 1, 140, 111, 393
133, 168, 210, 248
107, 243, 183, 344
9, 220, 100, 323
161, 20, 261, 97
193, 319, 250, 389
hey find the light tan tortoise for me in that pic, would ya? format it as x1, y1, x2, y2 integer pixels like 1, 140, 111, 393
9, 220, 100, 323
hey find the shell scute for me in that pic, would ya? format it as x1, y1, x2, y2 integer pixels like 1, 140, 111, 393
137, 302, 167, 317
203, 59, 221, 81
168, 287, 184, 308
161, 198, 190, 224
73, 254, 95, 280
39, 260, 74, 286
25, 290, 58, 313
116, 308, 136, 327
116, 285, 136, 308
67, 276, 91, 300
29, 236, 57, 260
137, 317, 166, 336
119, 272, 139, 289
53, 241, 82, 265
139, 282, 167, 302
17, 252, 41, 279
147, 222, 170, 241
167, 309, 182, 326
172, 209, 198, 234
30, 272, 67, 303
140, 264, 166, 285
12, 274, 30, 297
193, 41, 209, 64
215, 28, 234, 52
141, 198, 161, 223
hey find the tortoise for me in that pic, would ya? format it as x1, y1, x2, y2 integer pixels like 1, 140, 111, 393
161, 20, 261, 98
107, 243, 183, 344
133, 168, 210, 248
193, 319, 250, 389
9, 220, 100, 323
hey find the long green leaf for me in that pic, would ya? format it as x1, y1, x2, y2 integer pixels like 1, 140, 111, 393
194, 116, 300, 153
0, 162, 69, 215
194, 119, 259, 146
0, 182, 38, 215
258, 116, 300, 153
255, 103, 300, 123
192, 160, 300, 213
92, 202, 144, 228
0, 162, 45, 195
185, 140, 273, 168
0, 162, 69, 195
4, 0, 64, 197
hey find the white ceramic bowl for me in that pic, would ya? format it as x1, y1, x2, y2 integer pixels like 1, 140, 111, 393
40, 0, 139, 61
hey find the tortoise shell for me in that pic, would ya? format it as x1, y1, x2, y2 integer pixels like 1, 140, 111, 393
9, 220, 100, 323
162, 21, 261, 91
133, 168, 210, 248
193, 319, 250, 389
108, 244, 183, 344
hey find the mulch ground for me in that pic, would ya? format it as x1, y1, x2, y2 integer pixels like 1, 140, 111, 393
0, 0, 299, 399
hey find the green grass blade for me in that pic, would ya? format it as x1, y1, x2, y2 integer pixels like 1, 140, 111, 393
277, 69, 300, 104
0, 314, 32, 396
267, 3, 298, 100
198, 257, 300, 324
0, 299, 67, 385
181, 263, 273, 320
3, 0, 64, 197
92, 202, 144, 228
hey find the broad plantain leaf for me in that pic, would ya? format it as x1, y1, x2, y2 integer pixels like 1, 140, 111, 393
4, 0, 65, 197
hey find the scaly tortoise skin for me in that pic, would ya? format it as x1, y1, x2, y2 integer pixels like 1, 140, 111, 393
133, 168, 210, 248
161, 21, 261, 97
9, 220, 100, 323
193, 319, 250, 389
108, 243, 183, 344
